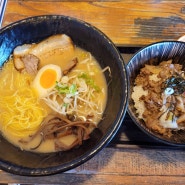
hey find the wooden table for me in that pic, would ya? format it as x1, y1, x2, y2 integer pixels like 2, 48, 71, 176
1, 0, 185, 184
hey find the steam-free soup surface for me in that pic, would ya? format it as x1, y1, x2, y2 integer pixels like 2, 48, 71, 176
0, 35, 107, 153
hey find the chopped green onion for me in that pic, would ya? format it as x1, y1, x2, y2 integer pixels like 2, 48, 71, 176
55, 82, 77, 95
78, 73, 100, 92
69, 84, 77, 95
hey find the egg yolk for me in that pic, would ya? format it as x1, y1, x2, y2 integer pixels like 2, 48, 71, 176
40, 69, 57, 89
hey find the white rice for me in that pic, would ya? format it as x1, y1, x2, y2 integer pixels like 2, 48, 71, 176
131, 85, 148, 119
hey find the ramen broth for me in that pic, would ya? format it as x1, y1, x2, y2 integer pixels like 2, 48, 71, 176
0, 44, 107, 153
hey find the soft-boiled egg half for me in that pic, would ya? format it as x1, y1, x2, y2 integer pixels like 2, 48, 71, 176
32, 64, 62, 98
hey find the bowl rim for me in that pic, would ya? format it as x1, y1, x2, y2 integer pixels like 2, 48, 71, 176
0, 14, 129, 176
127, 40, 185, 147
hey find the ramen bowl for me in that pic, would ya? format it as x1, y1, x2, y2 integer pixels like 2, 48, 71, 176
127, 41, 185, 147
0, 15, 128, 176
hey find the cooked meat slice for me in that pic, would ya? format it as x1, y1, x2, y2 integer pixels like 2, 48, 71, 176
21, 54, 39, 75
63, 57, 78, 75
13, 34, 75, 69
13, 57, 25, 71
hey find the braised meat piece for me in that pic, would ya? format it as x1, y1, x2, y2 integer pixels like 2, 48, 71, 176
14, 54, 39, 75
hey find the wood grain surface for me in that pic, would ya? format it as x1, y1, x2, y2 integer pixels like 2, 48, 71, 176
1, 1, 185, 184
3, 0, 185, 46
0, 147, 185, 184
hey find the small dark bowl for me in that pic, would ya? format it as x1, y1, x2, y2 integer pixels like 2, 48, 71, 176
0, 15, 128, 176
127, 41, 185, 147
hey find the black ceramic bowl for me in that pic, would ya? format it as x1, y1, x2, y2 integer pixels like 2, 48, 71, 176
0, 15, 128, 176
127, 41, 185, 147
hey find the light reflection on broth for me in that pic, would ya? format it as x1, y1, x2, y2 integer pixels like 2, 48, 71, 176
0, 36, 108, 153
